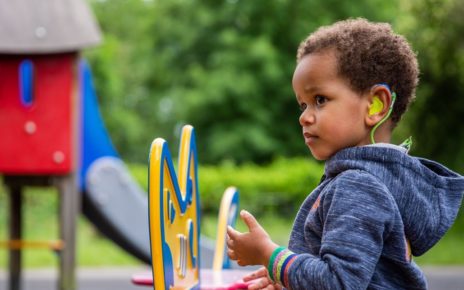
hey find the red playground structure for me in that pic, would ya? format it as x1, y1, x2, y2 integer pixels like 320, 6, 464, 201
0, 53, 77, 174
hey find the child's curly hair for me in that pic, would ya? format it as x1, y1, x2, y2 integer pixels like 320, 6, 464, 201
297, 18, 419, 124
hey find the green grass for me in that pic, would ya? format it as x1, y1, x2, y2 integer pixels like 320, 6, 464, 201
414, 222, 464, 265
1, 176, 464, 268
0, 186, 141, 268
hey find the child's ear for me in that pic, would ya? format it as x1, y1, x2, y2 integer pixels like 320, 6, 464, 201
365, 86, 392, 127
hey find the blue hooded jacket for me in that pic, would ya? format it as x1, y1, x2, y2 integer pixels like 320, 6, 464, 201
286, 145, 464, 289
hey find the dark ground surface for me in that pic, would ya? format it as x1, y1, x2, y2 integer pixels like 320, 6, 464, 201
1, 266, 464, 290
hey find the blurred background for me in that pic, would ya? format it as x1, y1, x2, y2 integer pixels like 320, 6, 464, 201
1, 0, 463, 270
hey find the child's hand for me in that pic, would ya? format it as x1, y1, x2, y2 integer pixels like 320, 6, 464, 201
243, 267, 282, 290
226, 210, 278, 266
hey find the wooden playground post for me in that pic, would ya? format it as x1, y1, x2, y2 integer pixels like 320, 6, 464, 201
56, 174, 80, 290
8, 184, 22, 290
3, 174, 81, 290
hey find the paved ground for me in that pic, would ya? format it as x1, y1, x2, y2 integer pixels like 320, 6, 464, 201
0, 267, 147, 290
423, 266, 464, 290
1, 266, 464, 290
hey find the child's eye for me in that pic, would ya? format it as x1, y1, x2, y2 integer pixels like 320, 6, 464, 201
299, 103, 307, 112
315, 95, 327, 106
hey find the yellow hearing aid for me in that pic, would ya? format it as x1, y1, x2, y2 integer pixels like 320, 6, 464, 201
369, 96, 384, 116
370, 92, 397, 144
369, 84, 412, 150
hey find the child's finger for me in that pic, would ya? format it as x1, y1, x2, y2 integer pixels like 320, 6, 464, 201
247, 277, 270, 290
242, 267, 268, 281
227, 249, 237, 260
227, 225, 241, 239
240, 210, 261, 231
226, 236, 235, 249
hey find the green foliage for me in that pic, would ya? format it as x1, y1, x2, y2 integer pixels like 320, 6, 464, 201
85, 0, 464, 174
396, 0, 464, 174
85, 0, 161, 162
146, 0, 399, 164
199, 157, 324, 216
85, 0, 399, 164
124, 157, 324, 217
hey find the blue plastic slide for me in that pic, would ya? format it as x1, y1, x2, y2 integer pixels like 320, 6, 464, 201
78, 61, 217, 266
79, 60, 151, 263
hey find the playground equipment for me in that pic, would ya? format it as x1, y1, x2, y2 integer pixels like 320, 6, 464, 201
132, 125, 251, 289
1, 1, 243, 290
0, 1, 100, 290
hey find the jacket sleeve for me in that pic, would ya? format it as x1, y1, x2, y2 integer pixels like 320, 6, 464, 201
284, 170, 396, 290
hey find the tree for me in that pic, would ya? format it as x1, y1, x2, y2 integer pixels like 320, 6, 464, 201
139, 0, 398, 164
85, 0, 160, 161
397, 0, 464, 173
86, 0, 403, 164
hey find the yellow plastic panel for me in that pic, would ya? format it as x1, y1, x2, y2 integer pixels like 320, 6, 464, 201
149, 125, 200, 290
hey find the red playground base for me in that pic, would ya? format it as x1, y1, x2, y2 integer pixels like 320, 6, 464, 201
132, 269, 253, 290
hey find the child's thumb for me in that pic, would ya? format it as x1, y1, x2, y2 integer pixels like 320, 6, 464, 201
240, 210, 260, 231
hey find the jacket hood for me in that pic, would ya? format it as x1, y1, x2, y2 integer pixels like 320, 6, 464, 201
325, 145, 464, 256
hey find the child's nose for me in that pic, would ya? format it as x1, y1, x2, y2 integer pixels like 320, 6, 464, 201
299, 108, 315, 126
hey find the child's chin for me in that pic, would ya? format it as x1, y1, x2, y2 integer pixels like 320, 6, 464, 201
310, 150, 329, 161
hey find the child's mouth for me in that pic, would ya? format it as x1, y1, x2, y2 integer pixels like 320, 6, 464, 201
303, 132, 318, 144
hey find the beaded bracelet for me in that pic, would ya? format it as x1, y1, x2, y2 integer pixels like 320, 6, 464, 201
276, 251, 296, 285
267, 246, 285, 281
283, 255, 298, 287
273, 249, 287, 283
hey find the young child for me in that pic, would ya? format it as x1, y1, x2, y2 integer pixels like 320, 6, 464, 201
226, 18, 464, 290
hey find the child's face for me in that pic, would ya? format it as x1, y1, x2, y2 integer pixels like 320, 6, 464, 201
292, 50, 371, 160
